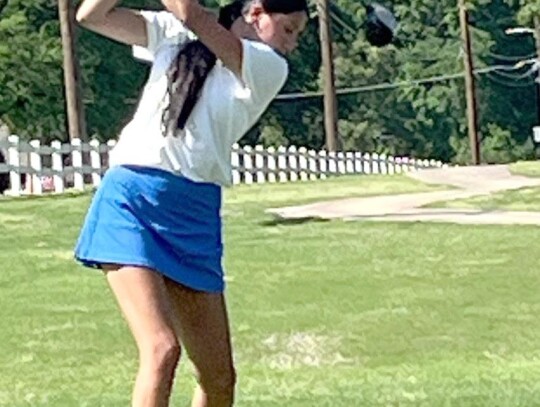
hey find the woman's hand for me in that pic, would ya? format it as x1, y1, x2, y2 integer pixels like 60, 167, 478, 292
160, 0, 193, 23
162, 0, 244, 77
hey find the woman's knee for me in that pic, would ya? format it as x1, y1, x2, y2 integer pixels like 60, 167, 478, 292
140, 334, 181, 374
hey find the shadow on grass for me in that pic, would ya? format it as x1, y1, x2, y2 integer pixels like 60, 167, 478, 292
260, 216, 331, 227
348, 208, 500, 219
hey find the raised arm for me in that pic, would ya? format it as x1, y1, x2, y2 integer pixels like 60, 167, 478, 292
161, 0, 243, 77
76, 0, 147, 47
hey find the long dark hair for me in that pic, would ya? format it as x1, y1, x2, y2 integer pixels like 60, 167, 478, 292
161, 0, 309, 137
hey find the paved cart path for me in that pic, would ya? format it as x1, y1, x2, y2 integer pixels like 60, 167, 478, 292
267, 165, 540, 226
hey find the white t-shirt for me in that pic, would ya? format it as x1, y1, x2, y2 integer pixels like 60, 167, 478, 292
108, 11, 289, 186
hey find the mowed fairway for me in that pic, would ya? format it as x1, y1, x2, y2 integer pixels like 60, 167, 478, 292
1, 173, 540, 406
428, 161, 540, 212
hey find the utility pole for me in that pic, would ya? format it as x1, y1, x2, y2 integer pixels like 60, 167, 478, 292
58, 0, 87, 141
533, 16, 540, 125
317, 0, 339, 152
458, 0, 481, 165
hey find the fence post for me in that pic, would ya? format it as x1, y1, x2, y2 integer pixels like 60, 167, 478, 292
298, 147, 308, 181
254, 145, 266, 183
402, 157, 409, 172
89, 139, 102, 187
51, 140, 65, 194
243, 146, 254, 185
372, 153, 380, 174
106, 139, 117, 152
318, 150, 328, 179
7, 135, 21, 196
288, 146, 298, 182
379, 153, 388, 175
345, 152, 354, 174
277, 146, 288, 182
363, 153, 371, 174
402, 157, 411, 172
395, 157, 404, 174
71, 138, 84, 191
337, 151, 346, 175
401, 156, 410, 172
308, 149, 318, 180
354, 152, 363, 174
29, 140, 43, 195
231, 143, 240, 185
267, 146, 277, 183
388, 155, 395, 175
106, 139, 116, 171
328, 151, 337, 175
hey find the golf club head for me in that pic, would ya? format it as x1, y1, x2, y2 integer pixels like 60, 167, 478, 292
365, 3, 398, 47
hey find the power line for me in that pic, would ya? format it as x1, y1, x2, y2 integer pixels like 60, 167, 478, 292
330, 11, 358, 37
330, 5, 537, 64
331, 7, 538, 68
490, 67, 537, 80
329, 20, 352, 38
486, 51, 537, 62
483, 73, 536, 88
276, 62, 538, 100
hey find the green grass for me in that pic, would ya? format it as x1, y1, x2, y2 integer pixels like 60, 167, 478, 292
2, 174, 540, 406
224, 173, 447, 206
427, 161, 540, 211
509, 161, 540, 178
426, 187, 540, 212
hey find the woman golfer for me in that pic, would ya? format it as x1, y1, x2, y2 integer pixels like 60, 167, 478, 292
73, 0, 308, 405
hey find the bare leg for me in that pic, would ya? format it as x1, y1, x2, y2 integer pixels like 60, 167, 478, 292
105, 265, 181, 407
164, 278, 236, 407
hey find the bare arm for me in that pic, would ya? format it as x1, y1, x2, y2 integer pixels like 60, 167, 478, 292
161, 0, 243, 77
76, 0, 147, 47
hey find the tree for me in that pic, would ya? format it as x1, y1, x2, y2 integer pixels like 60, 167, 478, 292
0, 0, 65, 141
0, 0, 536, 163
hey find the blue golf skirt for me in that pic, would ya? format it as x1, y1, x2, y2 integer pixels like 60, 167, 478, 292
74, 165, 225, 293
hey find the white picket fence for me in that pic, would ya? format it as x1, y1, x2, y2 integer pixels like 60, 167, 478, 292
0, 135, 445, 196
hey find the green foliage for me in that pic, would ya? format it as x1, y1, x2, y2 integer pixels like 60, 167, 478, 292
0, 0, 65, 141
514, 0, 540, 24
481, 123, 535, 163
0, 0, 537, 163
261, 0, 537, 164
451, 123, 535, 165
78, 31, 148, 141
